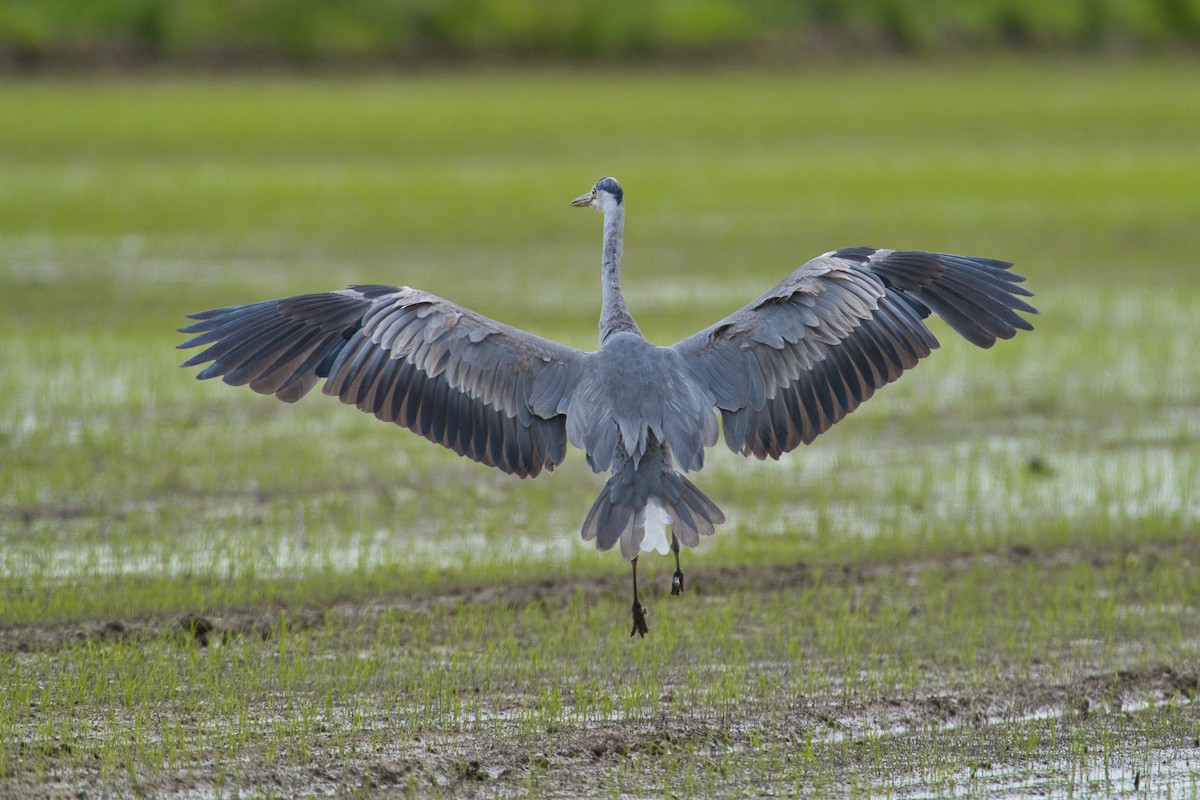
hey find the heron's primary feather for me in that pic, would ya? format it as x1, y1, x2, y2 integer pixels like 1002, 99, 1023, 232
179, 285, 583, 478
671, 247, 1036, 460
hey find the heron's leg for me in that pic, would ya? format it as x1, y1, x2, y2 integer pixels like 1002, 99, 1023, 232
670, 533, 685, 596
630, 557, 649, 638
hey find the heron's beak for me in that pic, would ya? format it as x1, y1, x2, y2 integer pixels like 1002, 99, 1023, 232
569, 193, 593, 208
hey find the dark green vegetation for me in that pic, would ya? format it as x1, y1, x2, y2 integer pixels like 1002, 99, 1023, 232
3, 0, 1200, 67
2, 63, 1198, 797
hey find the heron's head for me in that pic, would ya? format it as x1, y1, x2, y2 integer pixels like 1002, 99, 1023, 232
570, 177, 623, 212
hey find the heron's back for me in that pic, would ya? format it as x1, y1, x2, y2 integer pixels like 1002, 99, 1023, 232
564, 333, 716, 475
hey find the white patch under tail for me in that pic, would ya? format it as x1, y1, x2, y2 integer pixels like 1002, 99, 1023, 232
637, 500, 672, 555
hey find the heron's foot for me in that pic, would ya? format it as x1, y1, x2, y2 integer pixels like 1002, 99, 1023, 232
671, 568, 685, 596
630, 601, 649, 638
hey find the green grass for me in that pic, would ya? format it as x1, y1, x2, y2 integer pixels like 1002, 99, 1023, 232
1, 62, 1199, 797
2, 0, 1199, 64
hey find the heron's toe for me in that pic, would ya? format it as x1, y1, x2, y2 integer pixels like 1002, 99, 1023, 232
630, 601, 649, 638
671, 568, 685, 596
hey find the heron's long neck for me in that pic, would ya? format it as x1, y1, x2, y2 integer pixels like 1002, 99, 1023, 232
599, 203, 642, 345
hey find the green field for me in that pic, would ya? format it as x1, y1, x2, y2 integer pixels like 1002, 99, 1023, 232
4, 0, 1200, 64
1, 62, 1198, 798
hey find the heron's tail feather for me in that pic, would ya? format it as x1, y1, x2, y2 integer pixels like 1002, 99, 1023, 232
668, 474, 726, 549
581, 473, 725, 561
580, 478, 636, 556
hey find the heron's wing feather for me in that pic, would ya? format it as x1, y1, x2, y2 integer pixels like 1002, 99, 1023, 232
672, 248, 1036, 459
179, 284, 585, 477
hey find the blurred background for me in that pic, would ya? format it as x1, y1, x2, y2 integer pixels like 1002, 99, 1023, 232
3, 0, 1200, 67
3, 0, 1200, 589
1, 0, 1197, 597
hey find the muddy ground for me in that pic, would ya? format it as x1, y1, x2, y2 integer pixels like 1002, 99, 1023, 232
3, 541, 1198, 799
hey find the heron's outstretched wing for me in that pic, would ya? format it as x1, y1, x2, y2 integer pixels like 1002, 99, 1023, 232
672, 248, 1037, 459
179, 285, 585, 478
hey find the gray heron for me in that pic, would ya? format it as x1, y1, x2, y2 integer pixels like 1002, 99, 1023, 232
179, 176, 1036, 637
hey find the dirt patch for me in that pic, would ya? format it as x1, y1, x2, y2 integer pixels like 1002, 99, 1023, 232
3, 535, 1194, 655
0, 605, 328, 654
1082, 664, 1199, 707
5, 536, 1198, 799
